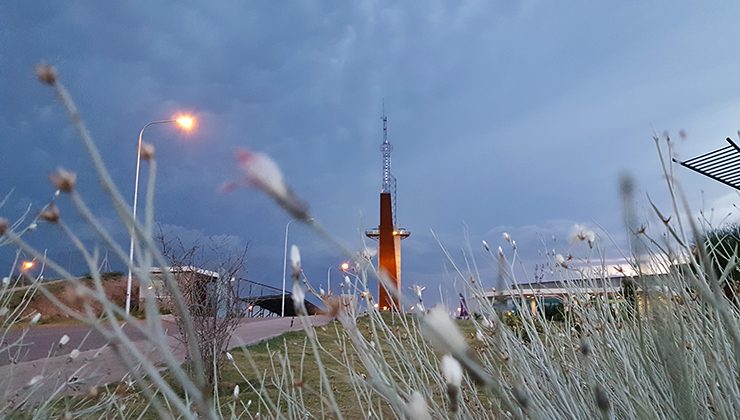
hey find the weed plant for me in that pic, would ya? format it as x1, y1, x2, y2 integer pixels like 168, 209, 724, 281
0, 64, 737, 419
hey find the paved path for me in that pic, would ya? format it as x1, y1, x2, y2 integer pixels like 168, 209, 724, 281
0, 315, 331, 407
0, 323, 148, 366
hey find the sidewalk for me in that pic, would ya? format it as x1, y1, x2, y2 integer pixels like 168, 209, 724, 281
0, 315, 331, 408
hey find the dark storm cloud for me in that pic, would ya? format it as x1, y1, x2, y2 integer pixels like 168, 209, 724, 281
3, 1, 740, 305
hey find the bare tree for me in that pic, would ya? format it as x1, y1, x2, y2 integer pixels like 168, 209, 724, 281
157, 231, 248, 387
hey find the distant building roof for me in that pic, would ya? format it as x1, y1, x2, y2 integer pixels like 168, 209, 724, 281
150, 266, 220, 279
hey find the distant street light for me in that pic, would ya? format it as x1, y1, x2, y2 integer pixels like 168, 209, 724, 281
326, 265, 334, 295
21, 261, 34, 271
125, 115, 195, 315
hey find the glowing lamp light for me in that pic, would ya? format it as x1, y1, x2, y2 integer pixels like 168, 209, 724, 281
340, 262, 350, 271
175, 115, 195, 131
21, 261, 34, 271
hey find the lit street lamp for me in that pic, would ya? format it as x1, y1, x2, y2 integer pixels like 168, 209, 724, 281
125, 115, 195, 314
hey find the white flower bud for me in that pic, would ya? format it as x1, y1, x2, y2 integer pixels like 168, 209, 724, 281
27, 375, 43, 387
421, 306, 468, 355
412, 284, 426, 301
292, 281, 306, 313
140, 142, 155, 161
290, 245, 301, 278
235, 149, 310, 220
481, 316, 493, 329
555, 254, 567, 268
233, 384, 240, 399
406, 391, 432, 420
30, 313, 41, 324
59, 334, 70, 346
441, 354, 463, 387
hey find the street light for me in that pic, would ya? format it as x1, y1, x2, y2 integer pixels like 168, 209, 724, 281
326, 265, 334, 295
125, 115, 195, 314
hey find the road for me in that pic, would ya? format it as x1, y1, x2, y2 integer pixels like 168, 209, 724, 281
0, 315, 331, 406
0, 322, 150, 366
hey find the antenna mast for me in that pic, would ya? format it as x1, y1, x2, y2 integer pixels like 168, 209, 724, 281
380, 104, 398, 225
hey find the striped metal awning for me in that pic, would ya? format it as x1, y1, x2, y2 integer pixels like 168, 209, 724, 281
674, 137, 740, 191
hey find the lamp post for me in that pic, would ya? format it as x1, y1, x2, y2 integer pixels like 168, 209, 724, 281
125, 115, 195, 315
281, 218, 298, 317
326, 265, 333, 295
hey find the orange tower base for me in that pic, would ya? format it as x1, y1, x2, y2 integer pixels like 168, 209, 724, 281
377, 192, 399, 310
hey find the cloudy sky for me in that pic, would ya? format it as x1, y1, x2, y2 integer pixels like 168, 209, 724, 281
3, 1, 740, 305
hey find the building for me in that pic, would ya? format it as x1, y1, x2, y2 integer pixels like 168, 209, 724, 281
140, 266, 234, 318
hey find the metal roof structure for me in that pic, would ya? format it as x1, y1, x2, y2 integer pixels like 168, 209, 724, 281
674, 137, 740, 191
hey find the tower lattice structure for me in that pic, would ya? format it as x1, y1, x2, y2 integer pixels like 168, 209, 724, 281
366, 111, 409, 310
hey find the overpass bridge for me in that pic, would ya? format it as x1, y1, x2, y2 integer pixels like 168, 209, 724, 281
237, 278, 321, 317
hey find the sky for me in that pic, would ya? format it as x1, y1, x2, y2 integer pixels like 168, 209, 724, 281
3, 1, 740, 306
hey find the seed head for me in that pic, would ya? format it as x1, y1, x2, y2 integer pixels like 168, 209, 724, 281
50, 167, 76, 192
481, 316, 493, 329
30, 312, 41, 324
580, 337, 591, 357
555, 254, 567, 268
411, 284, 426, 301
235, 149, 310, 221
406, 391, 432, 420
69, 349, 80, 360
291, 281, 306, 313
421, 306, 468, 355
26, 375, 43, 387
513, 384, 529, 410
290, 245, 301, 279
233, 384, 240, 399
59, 334, 70, 347
503, 232, 511, 242
35, 62, 57, 85
40, 203, 60, 223
441, 354, 463, 387
594, 384, 610, 412
481, 240, 490, 252
140, 142, 155, 161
